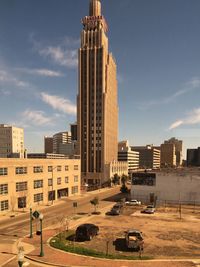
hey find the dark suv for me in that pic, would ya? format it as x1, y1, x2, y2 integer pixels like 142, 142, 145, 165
75, 223, 99, 241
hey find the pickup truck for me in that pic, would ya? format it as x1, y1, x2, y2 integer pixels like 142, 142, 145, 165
125, 229, 144, 251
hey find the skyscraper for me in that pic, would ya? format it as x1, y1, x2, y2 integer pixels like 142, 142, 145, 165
77, 0, 118, 185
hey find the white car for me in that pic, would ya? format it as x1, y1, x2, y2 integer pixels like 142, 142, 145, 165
125, 199, 141, 206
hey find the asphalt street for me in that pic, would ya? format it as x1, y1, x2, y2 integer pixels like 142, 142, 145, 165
0, 186, 120, 246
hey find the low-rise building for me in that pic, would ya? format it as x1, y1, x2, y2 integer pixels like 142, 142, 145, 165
0, 158, 80, 213
131, 169, 200, 204
105, 160, 128, 181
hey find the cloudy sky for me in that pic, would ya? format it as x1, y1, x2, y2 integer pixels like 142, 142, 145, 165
0, 0, 200, 157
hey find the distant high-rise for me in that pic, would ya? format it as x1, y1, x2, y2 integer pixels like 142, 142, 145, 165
53, 132, 71, 154
160, 143, 176, 167
187, 147, 200, 166
164, 137, 182, 166
118, 141, 139, 172
70, 123, 77, 141
77, 0, 118, 185
44, 136, 53, 153
0, 124, 24, 158
132, 145, 160, 169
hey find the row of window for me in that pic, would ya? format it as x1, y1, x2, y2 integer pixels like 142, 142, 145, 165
0, 165, 79, 176
0, 176, 79, 194
0, 185, 79, 211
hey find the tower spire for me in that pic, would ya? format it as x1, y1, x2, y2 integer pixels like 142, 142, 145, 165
89, 0, 101, 16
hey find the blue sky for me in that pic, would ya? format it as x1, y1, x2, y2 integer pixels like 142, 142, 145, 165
0, 0, 200, 157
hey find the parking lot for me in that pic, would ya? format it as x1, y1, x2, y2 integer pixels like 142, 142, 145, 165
74, 203, 200, 259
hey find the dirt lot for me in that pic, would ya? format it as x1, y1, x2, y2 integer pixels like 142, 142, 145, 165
74, 204, 200, 259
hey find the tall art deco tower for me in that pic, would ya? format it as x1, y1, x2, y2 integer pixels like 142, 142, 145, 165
77, 0, 118, 185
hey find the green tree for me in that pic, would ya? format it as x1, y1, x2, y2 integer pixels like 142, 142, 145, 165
120, 184, 129, 193
90, 196, 99, 213
112, 173, 120, 185
121, 174, 128, 185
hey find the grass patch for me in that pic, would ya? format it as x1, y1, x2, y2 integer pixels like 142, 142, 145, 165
50, 231, 152, 261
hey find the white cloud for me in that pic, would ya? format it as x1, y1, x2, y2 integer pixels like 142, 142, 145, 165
39, 46, 78, 68
30, 35, 79, 68
139, 77, 200, 110
17, 68, 64, 77
21, 109, 54, 126
169, 108, 200, 130
40, 92, 76, 115
0, 69, 28, 88
0, 89, 11, 96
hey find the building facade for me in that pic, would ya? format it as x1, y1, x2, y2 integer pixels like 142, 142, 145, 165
118, 141, 139, 172
132, 145, 160, 169
164, 137, 183, 166
44, 136, 53, 154
131, 169, 200, 204
71, 123, 78, 141
77, 0, 118, 185
0, 158, 80, 213
53, 131, 71, 154
160, 143, 176, 167
187, 147, 200, 166
0, 124, 24, 158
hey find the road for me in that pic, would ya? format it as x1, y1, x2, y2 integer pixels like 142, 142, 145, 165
0, 187, 120, 258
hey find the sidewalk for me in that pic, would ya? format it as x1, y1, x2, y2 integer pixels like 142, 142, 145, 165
22, 229, 196, 267
1, 186, 198, 267
15, 205, 197, 267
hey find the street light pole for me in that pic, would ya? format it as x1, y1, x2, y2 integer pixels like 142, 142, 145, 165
29, 206, 33, 238
39, 213, 44, 257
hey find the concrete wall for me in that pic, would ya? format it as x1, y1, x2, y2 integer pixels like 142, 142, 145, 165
131, 171, 200, 204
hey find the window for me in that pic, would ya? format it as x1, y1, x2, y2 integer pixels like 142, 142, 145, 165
48, 179, 53, 186
0, 168, 8, 176
65, 177, 69, 183
74, 176, 79, 183
16, 167, 27, 175
74, 165, 79, 170
18, 197, 26, 208
71, 186, 78, 194
0, 184, 8, 195
33, 166, 43, 173
34, 180, 43, 189
34, 193, 43, 203
65, 165, 69, 171
0, 200, 9, 211
48, 166, 53, 172
16, 182, 27, 192
57, 165, 62, 171
57, 177, 61, 185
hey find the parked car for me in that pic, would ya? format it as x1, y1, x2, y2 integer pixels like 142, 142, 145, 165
125, 229, 144, 250
75, 223, 99, 241
112, 203, 123, 210
106, 208, 120, 216
141, 205, 155, 214
125, 199, 141, 206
